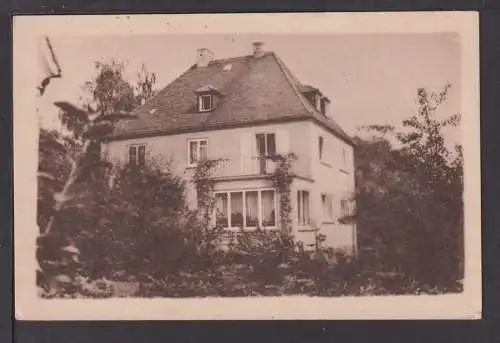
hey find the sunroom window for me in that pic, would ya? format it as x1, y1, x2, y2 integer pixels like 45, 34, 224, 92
214, 189, 276, 229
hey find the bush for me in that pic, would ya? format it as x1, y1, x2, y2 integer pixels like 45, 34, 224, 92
41, 163, 198, 282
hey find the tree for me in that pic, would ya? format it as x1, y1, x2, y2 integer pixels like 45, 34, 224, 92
354, 85, 463, 290
42, 59, 159, 234
37, 60, 158, 294
64, 164, 189, 282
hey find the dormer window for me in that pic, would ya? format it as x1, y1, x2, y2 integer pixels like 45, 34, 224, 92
195, 85, 220, 113
320, 98, 327, 115
299, 85, 330, 117
315, 94, 322, 111
199, 94, 212, 112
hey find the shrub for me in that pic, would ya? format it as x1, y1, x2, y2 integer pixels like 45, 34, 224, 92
43, 162, 196, 282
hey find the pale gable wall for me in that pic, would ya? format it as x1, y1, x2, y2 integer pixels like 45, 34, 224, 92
301, 121, 356, 253
307, 121, 355, 220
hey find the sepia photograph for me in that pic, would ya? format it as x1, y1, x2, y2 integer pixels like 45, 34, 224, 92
14, 12, 480, 319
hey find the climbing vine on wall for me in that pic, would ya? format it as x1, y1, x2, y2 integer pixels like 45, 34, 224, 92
192, 159, 222, 226
268, 153, 297, 235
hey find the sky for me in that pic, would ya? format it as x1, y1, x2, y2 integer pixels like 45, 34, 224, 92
37, 33, 461, 145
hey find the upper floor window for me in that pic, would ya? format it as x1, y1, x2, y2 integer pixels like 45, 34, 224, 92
128, 144, 146, 167
198, 94, 213, 112
188, 139, 208, 165
256, 133, 276, 156
297, 190, 310, 226
318, 136, 324, 161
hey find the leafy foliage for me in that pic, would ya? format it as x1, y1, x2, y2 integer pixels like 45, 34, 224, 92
268, 153, 297, 234
353, 85, 463, 289
37, 59, 159, 293
61, 164, 190, 281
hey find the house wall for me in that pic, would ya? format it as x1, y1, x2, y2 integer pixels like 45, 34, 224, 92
291, 121, 357, 253
104, 119, 357, 254
104, 120, 312, 208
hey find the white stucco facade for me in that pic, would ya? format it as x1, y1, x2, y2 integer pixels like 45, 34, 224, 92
104, 119, 356, 254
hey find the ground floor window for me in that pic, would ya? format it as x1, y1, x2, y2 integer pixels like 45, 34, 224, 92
297, 190, 310, 226
214, 189, 276, 229
340, 199, 354, 218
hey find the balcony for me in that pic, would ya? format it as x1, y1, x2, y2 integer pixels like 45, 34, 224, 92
210, 154, 312, 180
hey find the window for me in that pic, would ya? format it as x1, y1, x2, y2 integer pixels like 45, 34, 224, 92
318, 136, 324, 161
188, 139, 208, 165
297, 190, 310, 226
256, 133, 277, 175
261, 190, 276, 227
320, 98, 327, 115
256, 133, 276, 156
231, 192, 244, 227
198, 94, 212, 112
321, 194, 334, 221
128, 144, 146, 166
315, 94, 322, 111
214, 189, 276, 229
341, 199, 353, 218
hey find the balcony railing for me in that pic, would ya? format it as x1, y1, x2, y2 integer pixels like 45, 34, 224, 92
210, 154, 311, 180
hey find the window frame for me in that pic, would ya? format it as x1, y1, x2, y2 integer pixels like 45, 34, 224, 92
255, 132, 276, 156
198, 94, 213, 112
315, 94, 322, 111
297, 189, 311, 226
187, 138, 209, 166
128, 143, 147, 167
318, 136, 324, 161
320, 98, 327, 115
213, 188, 277, 231
321, 193, 334, 222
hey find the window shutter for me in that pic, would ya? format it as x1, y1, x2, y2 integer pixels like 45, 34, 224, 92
276, 129, 290, 154
240, 132, 254, 173
256, 133, 266, 155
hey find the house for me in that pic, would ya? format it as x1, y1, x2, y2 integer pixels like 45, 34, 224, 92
104, 42, 357, 254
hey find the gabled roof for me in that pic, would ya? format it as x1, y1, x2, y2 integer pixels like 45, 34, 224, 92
111, 52, 354, 146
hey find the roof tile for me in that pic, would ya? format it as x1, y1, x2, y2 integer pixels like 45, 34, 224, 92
111, 52, 354, 145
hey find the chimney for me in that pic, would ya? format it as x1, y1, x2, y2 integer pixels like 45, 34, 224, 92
252, 42, 264, 57
196, 48, 214, 68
